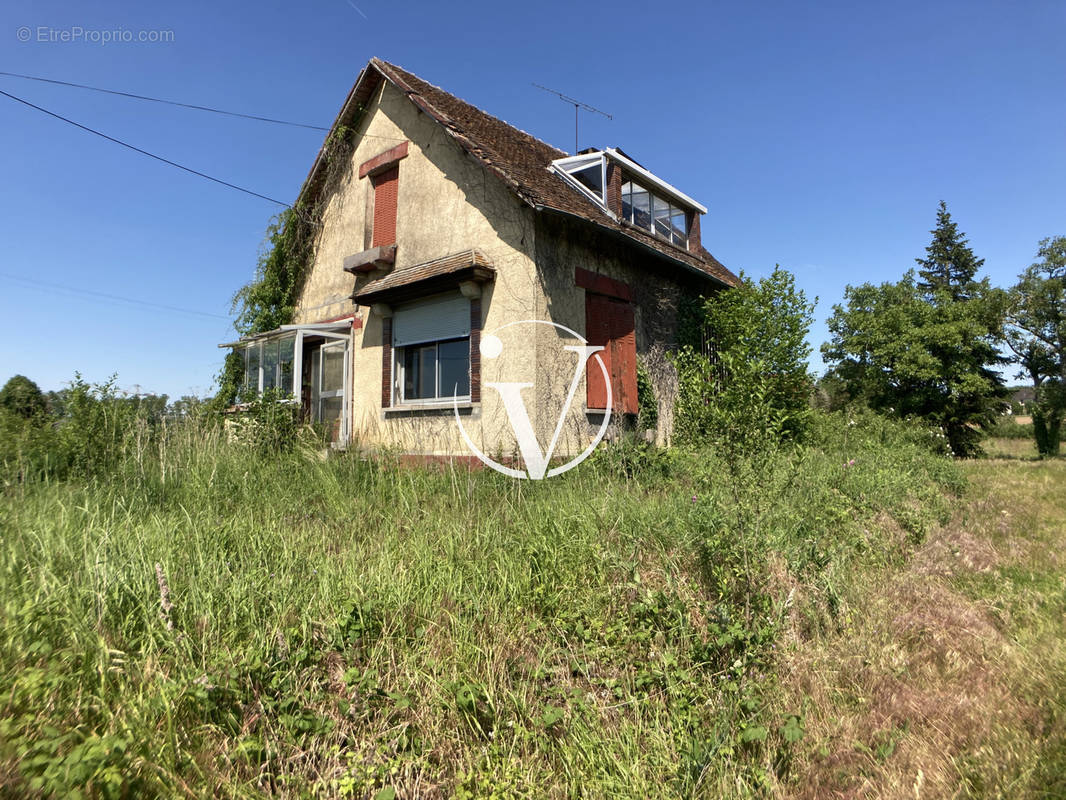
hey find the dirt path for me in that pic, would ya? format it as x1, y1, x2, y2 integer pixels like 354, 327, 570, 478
780, 451, 1066, 799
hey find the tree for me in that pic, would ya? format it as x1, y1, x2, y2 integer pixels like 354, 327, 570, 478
674, 266, 815, 447
823, 205, 1006, 457
1006, 236, 1066, 456
916, 201, 985, 300
0, 375, 47, 419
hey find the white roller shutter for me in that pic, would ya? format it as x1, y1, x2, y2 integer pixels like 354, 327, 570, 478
392, 293, 470, 346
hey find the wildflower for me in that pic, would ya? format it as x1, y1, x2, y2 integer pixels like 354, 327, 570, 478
691, 495, 697, 503
844, 459, 856, 468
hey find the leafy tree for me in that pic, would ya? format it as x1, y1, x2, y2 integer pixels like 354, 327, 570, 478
823, 204, 1006, 457
674, 266, 815, 448
1006, 236, 1066, 456
0, 375, 47, 419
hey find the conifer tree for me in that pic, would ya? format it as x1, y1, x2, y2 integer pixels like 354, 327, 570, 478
915, 201, 985, 300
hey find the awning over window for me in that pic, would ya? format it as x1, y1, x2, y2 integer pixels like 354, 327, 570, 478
351, 249, 494, 306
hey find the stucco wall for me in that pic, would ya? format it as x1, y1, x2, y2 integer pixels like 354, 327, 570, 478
294, 79, 541, 455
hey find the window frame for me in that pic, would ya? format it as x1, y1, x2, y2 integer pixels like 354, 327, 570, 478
241, 335, 297, 398
621, 178, 689, 249
550, 152, 609, 209
393, 335, 472, 406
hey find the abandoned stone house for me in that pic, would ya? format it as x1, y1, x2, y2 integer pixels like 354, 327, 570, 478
223, 57, 738, 458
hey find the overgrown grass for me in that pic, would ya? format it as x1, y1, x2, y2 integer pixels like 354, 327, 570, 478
0, 404, 961, 798
774, 444, 1065, 798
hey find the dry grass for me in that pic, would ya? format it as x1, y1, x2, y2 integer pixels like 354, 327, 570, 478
777, 446, 1066, 799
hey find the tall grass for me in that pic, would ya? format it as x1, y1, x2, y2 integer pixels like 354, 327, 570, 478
0, 399, 959, 798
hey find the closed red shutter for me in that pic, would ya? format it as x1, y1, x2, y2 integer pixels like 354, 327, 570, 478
585, 294, 612, 409
371, 166, 398, 247
585, 293, 637, 413
609, 301, 638, 415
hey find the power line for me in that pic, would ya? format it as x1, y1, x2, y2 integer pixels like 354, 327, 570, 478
0, 87, 290, 207
0, 70, 411, 144
0, 272, 232, 320
0, 70, 330, 131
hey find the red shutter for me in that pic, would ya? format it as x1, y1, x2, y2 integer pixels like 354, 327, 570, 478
371, 166, 398, 247
585, 294, 637, 413
585, 294, 612, 409
609, 302, 638, 415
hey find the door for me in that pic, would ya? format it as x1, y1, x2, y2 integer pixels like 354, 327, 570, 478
313, 339, 349, 445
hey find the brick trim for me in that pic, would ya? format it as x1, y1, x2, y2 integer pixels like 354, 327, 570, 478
688, 211, 701, 251
605, 161, 623, 217
359, 141, 409, 178
381, 317, 393, 408
575, 267, 633, 302
469, 297, 482, 403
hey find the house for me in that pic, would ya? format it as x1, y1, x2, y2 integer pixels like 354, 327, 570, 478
223, 58, 738, 460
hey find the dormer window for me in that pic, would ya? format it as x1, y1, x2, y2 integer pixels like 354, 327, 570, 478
622, 181, 689, 248
551, 148, 705, 252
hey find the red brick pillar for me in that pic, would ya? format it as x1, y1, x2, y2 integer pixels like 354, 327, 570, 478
381, 316, 392, 408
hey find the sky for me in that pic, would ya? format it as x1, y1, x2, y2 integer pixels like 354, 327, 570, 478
1, 0, 1063, 398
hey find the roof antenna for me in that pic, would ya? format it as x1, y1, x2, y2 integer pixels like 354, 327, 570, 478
532, 83, 612, 154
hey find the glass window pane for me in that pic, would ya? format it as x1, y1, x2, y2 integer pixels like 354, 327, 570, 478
621, 181, 632, 222
319, 397, 343, 442
321, 346, 344, 393
670, 206, 688, 247
245, 343, 260, 394
653, 194, 672, 239
572, 164, 603, 198
278, 335, 295, 395
262, 339, 279, 391
403, 347, 419, 399
631, 186, 650, 231
418, 346, 435, 398
403, 344, 435, 400
437, 338, 470, 397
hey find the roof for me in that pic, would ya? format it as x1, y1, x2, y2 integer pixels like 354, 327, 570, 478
352, 249, 495, 305
297, 58, 738, 288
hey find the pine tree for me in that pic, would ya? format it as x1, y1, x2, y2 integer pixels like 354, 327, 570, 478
915, 201, 985, 300
824, 204, 1008, 457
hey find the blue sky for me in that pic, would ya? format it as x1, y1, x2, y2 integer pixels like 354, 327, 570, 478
2, 0, 1063, 398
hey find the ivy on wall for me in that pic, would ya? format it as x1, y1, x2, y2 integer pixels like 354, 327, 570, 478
214, 126, 357, 406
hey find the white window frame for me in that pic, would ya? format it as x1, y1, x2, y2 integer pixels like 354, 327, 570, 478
550, 152, 609, 210
621, 179, 690, 249
394, 336, 472, 406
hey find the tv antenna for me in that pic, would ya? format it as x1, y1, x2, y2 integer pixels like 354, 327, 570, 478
532, 83, 612, 154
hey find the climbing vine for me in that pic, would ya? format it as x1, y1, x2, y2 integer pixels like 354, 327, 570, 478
215, 125, 358, 406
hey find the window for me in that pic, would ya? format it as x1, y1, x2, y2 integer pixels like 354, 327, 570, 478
241, 335, 296, 396
622, 180, 688, 248
550, 152, 608, 207
585, 293, 638, 414
401, 338, 471, 400
371, 165, 399, 247
392, 294, 471, 404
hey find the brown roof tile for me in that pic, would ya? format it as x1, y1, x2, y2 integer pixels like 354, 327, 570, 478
352, 249, 495, 304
